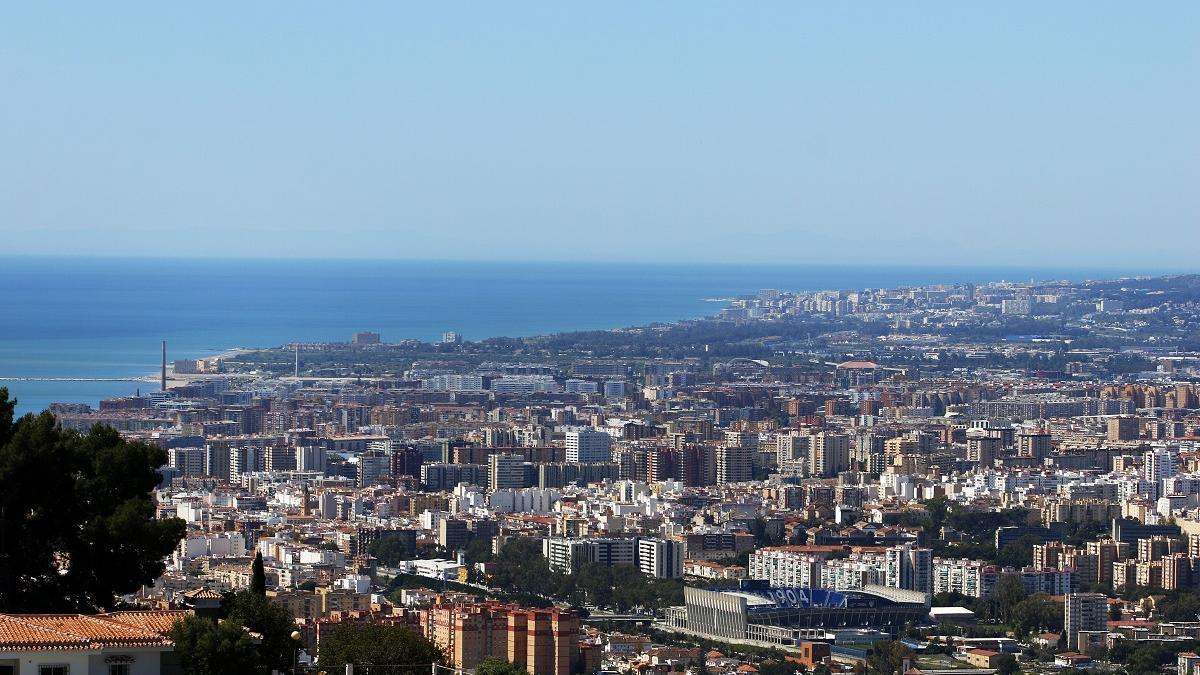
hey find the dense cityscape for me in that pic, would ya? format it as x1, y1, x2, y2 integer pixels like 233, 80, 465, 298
5, 273, 1200, 674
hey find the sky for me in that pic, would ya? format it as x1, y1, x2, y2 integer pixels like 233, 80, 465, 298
1, 4, 1197, 267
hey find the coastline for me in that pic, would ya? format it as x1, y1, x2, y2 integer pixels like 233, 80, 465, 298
144, 347, 256, 389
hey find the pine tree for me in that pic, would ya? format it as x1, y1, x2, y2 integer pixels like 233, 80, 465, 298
250, 551, 267, 595
0, 391, 186, 612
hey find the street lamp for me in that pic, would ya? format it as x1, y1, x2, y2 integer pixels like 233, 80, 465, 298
291, 630, 302, 674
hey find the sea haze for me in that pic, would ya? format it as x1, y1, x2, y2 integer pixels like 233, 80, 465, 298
0, 256, 1168, 416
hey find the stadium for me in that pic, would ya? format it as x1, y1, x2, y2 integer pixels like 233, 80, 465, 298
663, 580, 929, 646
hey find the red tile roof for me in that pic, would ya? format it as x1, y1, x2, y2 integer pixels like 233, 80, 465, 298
0, 610, 189, 652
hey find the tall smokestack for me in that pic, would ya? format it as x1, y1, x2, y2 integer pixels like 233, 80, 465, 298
161, 340, 167, 391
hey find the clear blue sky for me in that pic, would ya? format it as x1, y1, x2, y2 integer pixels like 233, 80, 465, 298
1, 3, 1196, 266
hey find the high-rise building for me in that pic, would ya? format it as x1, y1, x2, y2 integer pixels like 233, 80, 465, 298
1107, 416, 1140, 442
295, 445, 327, 474
682, 444, 716, 487
229, 446, 260, 480
542, 537, 680, 579
1017, 432, 1052, 460
351, 331, 381, 345
885, 544, 932, 595
637, 538, 684, 579
357, 451, 391, 487
488, 453, 528, 490
542, 537, 637, 574
422, 463, 488, 490
932, 558, 998, 598
1144, 448, 1177, 486
808, 433, 850, 477
168, 446, 205, 476
393, 445, 424, 479
965, 436, 1002, 466
603, 381, 626, 397
716, 445, 753, 484
1094, 533, 1128, 581
565, 429, 611, 464
439, 518, 469, 551
749, 549, 825, 588
775, 433, 810, 473
426, 599, 578, 675
1136, 535, 1178, 562
1065, 593, 1108, 649
263, 445, 297, 472
1163, 553, 1193, 590
646, 448, 681, 482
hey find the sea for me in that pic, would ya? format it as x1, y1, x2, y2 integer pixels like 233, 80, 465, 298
0, 256, 1171, 417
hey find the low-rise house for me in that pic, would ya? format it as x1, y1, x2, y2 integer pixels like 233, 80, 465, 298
0, 610, 188, 675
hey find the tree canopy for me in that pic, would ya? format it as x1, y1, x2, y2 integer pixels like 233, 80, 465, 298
994, 653, 1018, 675
225, 591, 299, 672
0, 392, 186, 612
865, 640, 913, 675
250, 551, 267, 596
171, 591, 299, 674
170, 616, 261, 675
318, 622, 444, 674
475, 656, 529, 675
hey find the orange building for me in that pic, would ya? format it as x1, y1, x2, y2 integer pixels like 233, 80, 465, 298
424, 598, 579, 675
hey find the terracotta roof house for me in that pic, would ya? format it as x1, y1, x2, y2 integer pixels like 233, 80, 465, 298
0, 610, 189, 675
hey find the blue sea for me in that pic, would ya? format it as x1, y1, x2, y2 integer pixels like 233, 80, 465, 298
0, 256, 1171, 416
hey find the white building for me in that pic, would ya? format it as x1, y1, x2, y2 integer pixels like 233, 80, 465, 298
1065, 592, 1108, 649
933, 558, 997, 598
566, 429, 612, 464
487, 453, 528, 490
885, 544, 932, 595
749, 549, 825, 588
541, 537, 687, 577
637, 538, 684, 579
820, 553, 886, 590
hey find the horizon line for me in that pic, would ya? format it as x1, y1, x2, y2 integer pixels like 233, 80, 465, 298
0, 253, 1191, 276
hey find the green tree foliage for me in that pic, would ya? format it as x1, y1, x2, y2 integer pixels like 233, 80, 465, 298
170, 616, 262, 675
922, 496, 950, 531
994, 653, 1018, 675
1155, 591, 1200, 621
0, 395, 186, 612
475, 656, 529, 675
991, 574, 1027, 625
1108, 638, 1199, 675
225, 591, 299, 673
250, 551, 267, 596
317, 622, 444, 673
369, 535, 416, 566
865, 640, 913, 675
995, 537, 1037, 568
757, 660, 797, 675
1010, 593, 1063, 636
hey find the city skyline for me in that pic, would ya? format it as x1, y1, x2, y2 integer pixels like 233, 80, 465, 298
3, 5, 1200, 672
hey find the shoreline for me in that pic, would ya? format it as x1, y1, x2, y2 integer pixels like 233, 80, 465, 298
146, 347, 256, 389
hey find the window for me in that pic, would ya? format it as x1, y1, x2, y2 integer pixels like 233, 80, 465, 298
108, 666, 131, 675
38, 667, 69, 675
